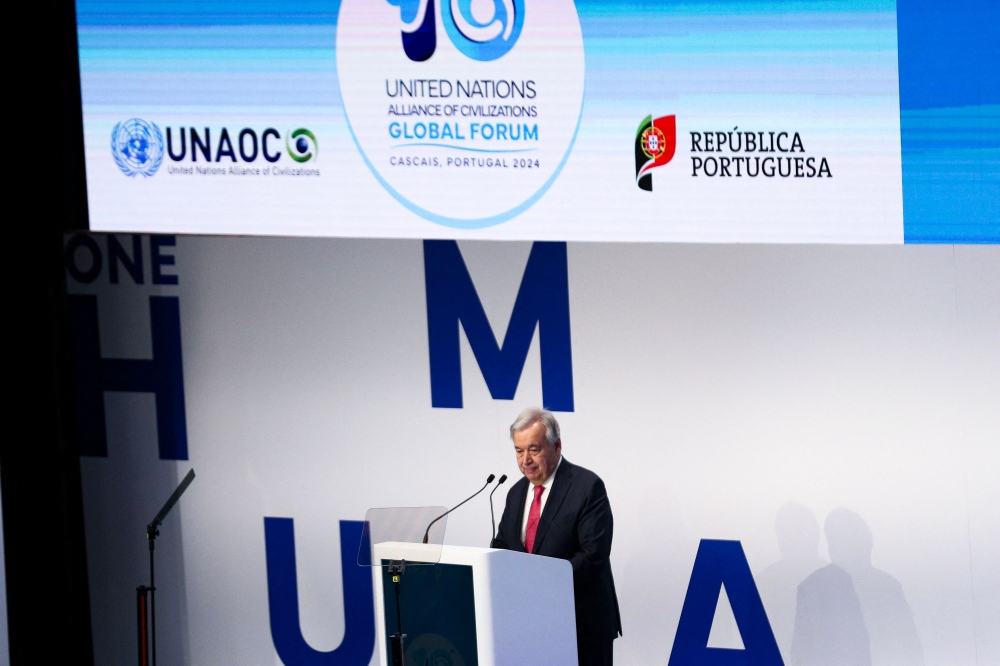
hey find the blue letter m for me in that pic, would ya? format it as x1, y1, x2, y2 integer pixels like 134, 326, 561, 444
424, 240, 573, 411
67, 294, 188, 460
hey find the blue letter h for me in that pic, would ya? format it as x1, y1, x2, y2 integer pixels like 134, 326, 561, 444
67, 294, 188, 459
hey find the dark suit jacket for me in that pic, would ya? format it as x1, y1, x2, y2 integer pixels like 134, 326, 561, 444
492, 458, 622, 641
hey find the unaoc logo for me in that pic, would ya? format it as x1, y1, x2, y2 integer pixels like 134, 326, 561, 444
111, 123, 319, 178
388, 0, 524, 62
111, 118, 164, 177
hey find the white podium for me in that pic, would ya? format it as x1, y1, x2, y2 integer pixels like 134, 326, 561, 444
372, 543, 578, 666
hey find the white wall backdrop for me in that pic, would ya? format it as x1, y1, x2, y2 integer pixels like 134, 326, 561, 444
66, 237, 999, 666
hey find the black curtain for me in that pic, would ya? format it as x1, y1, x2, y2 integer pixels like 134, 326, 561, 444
1, 0, 94, 663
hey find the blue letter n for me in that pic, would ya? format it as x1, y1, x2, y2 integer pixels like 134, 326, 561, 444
424, 240, 573, 411
67, 294, 188, 459
668, 540, 783, 666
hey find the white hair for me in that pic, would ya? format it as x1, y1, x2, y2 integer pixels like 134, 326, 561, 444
509, 407, 560, 445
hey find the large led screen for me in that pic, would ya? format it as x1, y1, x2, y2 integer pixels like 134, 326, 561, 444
76, 1, 997, 241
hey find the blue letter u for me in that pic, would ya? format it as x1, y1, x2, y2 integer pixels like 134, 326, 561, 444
264, 518, 375, 666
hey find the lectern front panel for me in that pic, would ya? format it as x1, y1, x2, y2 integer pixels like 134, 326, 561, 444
381, 562, 479, 666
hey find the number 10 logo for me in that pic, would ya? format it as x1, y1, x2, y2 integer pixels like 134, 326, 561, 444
387, 0, 525, 62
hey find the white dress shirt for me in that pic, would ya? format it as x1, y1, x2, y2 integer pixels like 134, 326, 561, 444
520, 455, 563, 545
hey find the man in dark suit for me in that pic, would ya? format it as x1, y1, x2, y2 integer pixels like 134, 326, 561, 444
492, 408, 622, 666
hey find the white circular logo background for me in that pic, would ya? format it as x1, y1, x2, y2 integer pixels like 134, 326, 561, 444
337, 0, 585, 228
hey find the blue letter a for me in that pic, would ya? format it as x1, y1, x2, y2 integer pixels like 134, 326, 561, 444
424, 240, 573, 411
668, 540, 783, 666
264, 519, 375, 666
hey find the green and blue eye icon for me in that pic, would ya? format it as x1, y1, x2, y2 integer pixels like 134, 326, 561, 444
286, 128, 318, 163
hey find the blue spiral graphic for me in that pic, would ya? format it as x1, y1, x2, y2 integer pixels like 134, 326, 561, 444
442, 0, 524, 61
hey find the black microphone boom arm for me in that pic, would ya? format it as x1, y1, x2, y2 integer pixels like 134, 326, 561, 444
148, 469, 196, 536
422, 474, 495, 544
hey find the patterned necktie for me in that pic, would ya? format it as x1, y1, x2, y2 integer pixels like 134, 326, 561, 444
524, 484, 546, 553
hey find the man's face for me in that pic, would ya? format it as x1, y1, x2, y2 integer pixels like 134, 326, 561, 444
513, 421, 561, 485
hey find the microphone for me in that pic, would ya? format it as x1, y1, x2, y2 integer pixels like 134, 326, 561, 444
489, 474, 508, 547
422, 474, 495, 544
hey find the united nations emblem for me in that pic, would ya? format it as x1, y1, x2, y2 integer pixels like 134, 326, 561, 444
640, 126, 667, 160
111, 118, 164, 177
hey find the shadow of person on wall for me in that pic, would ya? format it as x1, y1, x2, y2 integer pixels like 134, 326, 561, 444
790, 508, 926, 666
791, 557, 870, 665
823, 508, 925, 666
756, 502, 827, 664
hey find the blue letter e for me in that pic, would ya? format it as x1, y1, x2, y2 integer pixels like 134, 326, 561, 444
668, 540, 783, 666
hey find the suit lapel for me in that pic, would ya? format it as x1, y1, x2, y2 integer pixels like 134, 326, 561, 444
531, 459, 574, 554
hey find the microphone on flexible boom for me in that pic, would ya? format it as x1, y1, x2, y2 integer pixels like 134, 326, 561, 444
422, 474, 496, 544
489, 475, 508, 547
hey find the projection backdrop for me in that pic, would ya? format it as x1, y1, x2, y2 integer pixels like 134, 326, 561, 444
76, 0, 998, 242
65, 234, 998, 666
68, 1, 998, 663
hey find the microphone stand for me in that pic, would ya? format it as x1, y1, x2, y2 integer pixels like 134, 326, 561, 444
489, 475, 508, 547
388, 474, 494, 666
137, 469, 196, 666
387, 559, 406, 666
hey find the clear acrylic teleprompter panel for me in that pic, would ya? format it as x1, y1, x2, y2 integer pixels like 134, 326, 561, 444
358, 506, 448, 567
